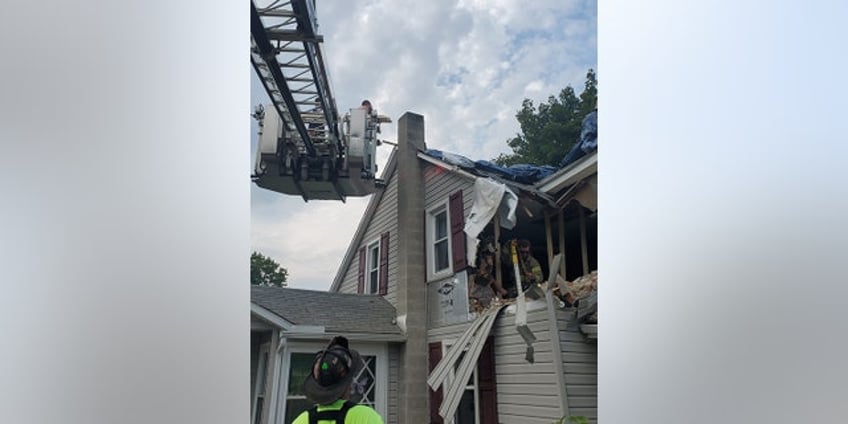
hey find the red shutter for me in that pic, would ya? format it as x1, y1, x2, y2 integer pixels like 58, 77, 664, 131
477, 336, 499, 423
357, 246, 366, 294
379, 232, 389, 295
449, 190, 467, 271
428, 342, 444, 424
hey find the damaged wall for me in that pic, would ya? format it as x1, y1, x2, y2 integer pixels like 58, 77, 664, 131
492, 307, 564, 424
555, 309, 598, 423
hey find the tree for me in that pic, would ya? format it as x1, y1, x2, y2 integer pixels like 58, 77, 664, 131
251, 251, 288, 287
494, 69, 597, 167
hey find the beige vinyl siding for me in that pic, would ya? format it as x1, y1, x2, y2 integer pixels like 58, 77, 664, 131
556, 309, 597, 423
387, 343, 400, 423
337, 167, 399, 304
426, 318, 473, 342
423, 163, 474, 218
492, 308, 563, 424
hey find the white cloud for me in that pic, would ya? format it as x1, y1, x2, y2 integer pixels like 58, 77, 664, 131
252, 0, 596, 290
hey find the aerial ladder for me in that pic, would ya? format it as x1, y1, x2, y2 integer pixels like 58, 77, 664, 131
250, 0, 390, 201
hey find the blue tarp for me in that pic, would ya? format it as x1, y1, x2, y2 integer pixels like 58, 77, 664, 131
424, 149, 558, 185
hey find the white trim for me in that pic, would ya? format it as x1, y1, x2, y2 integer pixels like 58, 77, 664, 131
278, 340, 390, 420
252, 341, 271, 424
365, 237, 381, 294
287, 325, 325, 334
426, 200, 453, 282
416, 152, 477, 181
274, 336, 292, 424
535, 152, 598, 193
580, 324, 598, 339
266, 330, 283, 424
251, 303, 294, 330
280, 332, 405, 342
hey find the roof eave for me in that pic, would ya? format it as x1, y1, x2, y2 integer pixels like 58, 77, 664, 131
251, 302, 295, 330
536, 151, 598, 194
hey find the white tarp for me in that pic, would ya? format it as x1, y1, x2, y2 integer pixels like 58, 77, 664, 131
464, 178, 519, 265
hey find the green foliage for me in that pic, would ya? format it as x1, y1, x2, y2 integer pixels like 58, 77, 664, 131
553, 416, 590, 424
495, 69, 597, 167
251, 251, 288, 287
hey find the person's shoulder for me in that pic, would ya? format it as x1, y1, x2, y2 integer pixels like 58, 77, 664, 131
347, 404, 384, 423
291, 409, 311, 424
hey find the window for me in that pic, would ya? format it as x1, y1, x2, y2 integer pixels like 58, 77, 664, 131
350, 355, 378, 409
426, 190, 467, 281
430, 337, 497, 424
427, 204, 451, 279
283, 352, 314, 424
358, 232, 389, 295
366, 240, 380, 294
449, 348, 478, 424
281, 343, 388, 421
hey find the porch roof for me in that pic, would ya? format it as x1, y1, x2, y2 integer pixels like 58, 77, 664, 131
251, 286, 403, 337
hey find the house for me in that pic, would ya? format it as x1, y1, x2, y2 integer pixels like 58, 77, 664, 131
250, 286, 404, 424
251, 112, 598, 424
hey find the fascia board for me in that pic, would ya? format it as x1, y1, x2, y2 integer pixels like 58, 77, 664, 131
251, 303, 295, 330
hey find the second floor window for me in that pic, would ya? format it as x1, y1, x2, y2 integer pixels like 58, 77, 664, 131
433, 208, 450, 273
367, 241, 380, 294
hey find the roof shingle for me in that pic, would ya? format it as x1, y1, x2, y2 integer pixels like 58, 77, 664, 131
251, 286, 402, 335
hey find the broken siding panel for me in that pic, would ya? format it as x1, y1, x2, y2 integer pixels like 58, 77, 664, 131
556, 311, 598, 423
426, 316, 472, 341
492, 308, 563, 424
337, 168, 399, 303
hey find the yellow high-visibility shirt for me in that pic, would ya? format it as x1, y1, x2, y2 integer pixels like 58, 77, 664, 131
291, 399, 384, 424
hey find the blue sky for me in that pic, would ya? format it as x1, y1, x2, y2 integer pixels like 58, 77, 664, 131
251, 0, 597, 290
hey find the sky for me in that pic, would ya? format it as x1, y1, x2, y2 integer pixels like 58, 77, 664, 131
251, 0, 597, 291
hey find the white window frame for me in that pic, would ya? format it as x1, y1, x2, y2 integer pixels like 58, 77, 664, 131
426, 200, 453, 281
276, 340, 389, 421
365, 238, 381, 294
252, 342, 271, 424
443, 340, 479, 424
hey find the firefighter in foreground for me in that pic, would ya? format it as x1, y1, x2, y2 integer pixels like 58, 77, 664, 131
293, 336, 384, 424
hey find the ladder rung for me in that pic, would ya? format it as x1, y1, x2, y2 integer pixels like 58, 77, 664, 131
276, 48, 305, 53
258, 10, 297, 18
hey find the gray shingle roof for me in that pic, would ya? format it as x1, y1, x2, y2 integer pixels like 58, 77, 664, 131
251, 286, 402, 335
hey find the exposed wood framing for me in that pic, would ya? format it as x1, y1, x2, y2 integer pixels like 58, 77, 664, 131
558, 210, 566, 279
494, 220, 503, 290
545, 213, 554, 265
555, 179, 587, 207
579, 207, 588, 275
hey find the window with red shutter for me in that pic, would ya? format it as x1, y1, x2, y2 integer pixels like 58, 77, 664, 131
379, 232, 389, 295
477, 337, 499, 423
449, 190, 467, 271
428, 342, 444, 424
